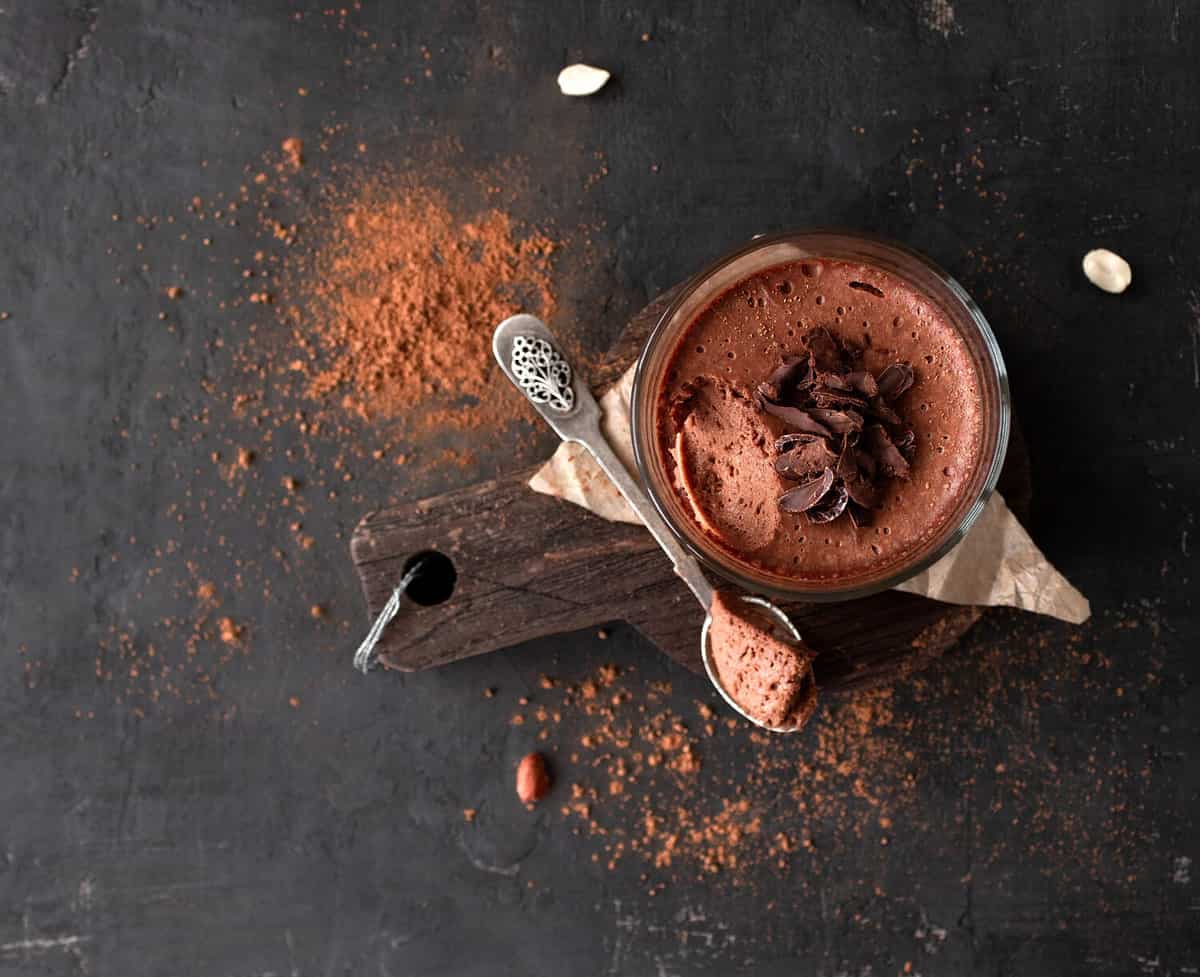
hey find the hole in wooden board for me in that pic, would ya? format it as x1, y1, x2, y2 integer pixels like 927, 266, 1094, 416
403, 550, 457, 605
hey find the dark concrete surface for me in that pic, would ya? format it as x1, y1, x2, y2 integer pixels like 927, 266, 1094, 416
1, 2, 1198, 975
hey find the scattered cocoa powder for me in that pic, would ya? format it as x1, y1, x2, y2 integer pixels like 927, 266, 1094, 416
281, 137, 304, 169
505, 612, 1173, 897
278, 175, 558, 427
78, 17, 611, 719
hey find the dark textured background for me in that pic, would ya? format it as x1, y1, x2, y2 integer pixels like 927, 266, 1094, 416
2, 2, 1198, 975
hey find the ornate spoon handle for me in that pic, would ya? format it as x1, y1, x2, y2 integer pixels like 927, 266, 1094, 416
493, 314, 715, 609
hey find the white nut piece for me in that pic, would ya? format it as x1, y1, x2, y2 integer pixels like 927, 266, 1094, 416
557, 63, 611, 97
1082, 249, 1132, 294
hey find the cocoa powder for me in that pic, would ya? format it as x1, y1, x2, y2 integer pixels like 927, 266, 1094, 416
83, 21, 606, 716
273, 173, 558, 428
507, 612, 1171, 899
510, 662, 902, 883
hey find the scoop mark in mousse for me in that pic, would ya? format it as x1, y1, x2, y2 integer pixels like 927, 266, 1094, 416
668, 379, 782, 552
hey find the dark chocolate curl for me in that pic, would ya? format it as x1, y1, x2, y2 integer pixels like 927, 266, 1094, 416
845, 371, 879, 397
876, 363, 915, 400
765, 356, 809, 398
894, 429, 917, 458
866, 398, 903, 426
862, 424, 911, 479
760, 400, 833, 437
775, 432, 820, 452
778, 468, 836, 514
811, 388, 868, 410
759, 330, 916, 525
806, 481, 850, 524
807, 408, 864, 435
776, 439, 839, 478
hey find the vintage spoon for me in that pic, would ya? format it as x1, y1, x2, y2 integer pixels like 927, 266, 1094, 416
493, 314, 808, 733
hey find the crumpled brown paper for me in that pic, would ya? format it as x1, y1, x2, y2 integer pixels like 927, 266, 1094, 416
528, 366, 1090, 624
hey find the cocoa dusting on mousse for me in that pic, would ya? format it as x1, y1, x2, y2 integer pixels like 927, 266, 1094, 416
756, 326, 915, 528
707, 592, 817, 730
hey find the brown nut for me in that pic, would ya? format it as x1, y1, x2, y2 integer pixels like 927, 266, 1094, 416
515, 752, 551, 806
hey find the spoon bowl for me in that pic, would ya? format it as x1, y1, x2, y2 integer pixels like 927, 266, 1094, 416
700, 594, 811, 734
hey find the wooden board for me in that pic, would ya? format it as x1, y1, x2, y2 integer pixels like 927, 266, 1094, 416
351, 290, 1030, 693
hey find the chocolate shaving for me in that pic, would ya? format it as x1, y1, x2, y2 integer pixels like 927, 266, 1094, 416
806, 480, 849, 523
816, 371, 851, 392
847, 280, 886, 298
844, 371, 879, 397
866, 397, 903, 426
778, 468, 835, 514
759, 400, 832, 437
836, 439, 858, 481
807, 408, 864, 435
776, 438, 839, 478
894, 429, 917, 458
756, 334, 916, 526
775, 432, 821, 452
862, 424, 911, 479
876, 363, 915, 400
765, 355, 809, 392
760, 356, 810, 403
810, 388, 868, 410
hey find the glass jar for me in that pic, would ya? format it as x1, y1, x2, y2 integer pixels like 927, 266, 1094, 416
630, 230, 1010, 601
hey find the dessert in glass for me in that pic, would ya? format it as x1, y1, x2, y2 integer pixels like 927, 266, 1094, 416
631, 230, 1009, 603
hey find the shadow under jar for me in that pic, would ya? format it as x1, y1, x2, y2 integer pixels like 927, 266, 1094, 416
631, 231, 1010, 602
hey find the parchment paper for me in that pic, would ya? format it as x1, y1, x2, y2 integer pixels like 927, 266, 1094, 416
528, 366, 1090, 624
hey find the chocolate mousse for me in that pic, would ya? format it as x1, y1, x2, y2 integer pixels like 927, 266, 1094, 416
707, 591, 817, 729
668, 379, 780, 552
656, 258, 984, 584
